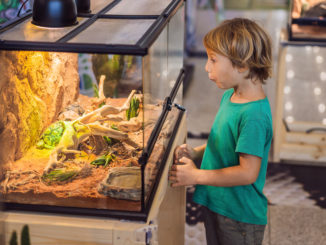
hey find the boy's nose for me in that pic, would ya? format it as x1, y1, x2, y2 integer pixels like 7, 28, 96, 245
205, 62, 209, 72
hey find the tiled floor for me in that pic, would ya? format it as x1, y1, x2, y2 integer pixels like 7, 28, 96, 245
263, 163, 326, 245
183, 8, 326, 245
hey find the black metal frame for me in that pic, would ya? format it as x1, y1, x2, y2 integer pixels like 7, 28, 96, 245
284, 24, 326, 46
0, 11, 32, 32
292, 18, 326, 27
139, 68, 185, 213
0, 0, 184, 55
138, 68, 185, 167
287, 24, 326, 44
142, 109, 185, 218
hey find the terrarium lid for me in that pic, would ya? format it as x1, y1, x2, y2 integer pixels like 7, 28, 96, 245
0, 0, 184, 55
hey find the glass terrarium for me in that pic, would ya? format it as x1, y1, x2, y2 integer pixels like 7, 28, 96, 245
289, 0, 326, 42
0, 0, 185, 221
282, 46, 326, 126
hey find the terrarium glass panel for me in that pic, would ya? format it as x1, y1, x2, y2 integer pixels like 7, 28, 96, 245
0, 17, 87, 42
107, 0, 172, 15
142, 5, 184, 146
282, 45, 326, 126
67, 19, 155, 45
144, 106, 181, 202
167, 5, 184, 105
142, 26, 168, 148
91, 0, 115, 13
0, 51, 145, 211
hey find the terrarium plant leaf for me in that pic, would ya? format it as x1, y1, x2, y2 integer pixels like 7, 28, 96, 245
42, 168, 78, 183
98, 101, 105, 108
92, 82, 100, 98
103, 136, 120, 146
111, 124, 119, 131
103, 136, 112, 145
125, 56, 134, 69
91, 153, 116, 167
126, 97, 140, 121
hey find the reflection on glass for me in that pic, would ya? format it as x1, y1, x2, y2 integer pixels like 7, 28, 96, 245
107, 0, 171, 15
142, 27, 168, 150
0, 18, 86, 42
68, 19, 155, 45
142, 5, 184, 150
91, 0, 115, 13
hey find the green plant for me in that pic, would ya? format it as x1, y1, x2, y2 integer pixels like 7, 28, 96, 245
126, 97, 140, 121
110, 124, 119, 131
91, 153, 116, 167
42, 168, 79, 183
9, 230, 18, 245
21, 225, 31, 245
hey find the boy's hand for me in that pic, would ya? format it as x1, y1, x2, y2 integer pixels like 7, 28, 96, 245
174, 144, 196, 164
169, 157, 198, 187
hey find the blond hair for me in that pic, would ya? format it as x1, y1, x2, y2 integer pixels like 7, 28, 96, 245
203, 18, 272, 84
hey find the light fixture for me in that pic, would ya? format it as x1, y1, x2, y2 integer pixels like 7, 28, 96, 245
75, 0, 91, 14
32, 0, 78, 28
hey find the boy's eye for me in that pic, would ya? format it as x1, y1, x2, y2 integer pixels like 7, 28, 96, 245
210, 58, 216, 63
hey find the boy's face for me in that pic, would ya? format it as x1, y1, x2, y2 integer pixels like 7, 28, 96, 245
205, 48, 243, 89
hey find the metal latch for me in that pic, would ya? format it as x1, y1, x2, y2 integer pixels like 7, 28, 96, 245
174, 103, 186, 111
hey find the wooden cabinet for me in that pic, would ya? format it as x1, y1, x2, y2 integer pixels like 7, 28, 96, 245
273, 29, 326, 165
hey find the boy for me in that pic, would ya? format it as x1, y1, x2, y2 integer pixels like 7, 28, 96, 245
169, 18, 273, 245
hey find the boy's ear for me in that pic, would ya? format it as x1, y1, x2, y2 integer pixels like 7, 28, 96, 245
237, 66, 248, 73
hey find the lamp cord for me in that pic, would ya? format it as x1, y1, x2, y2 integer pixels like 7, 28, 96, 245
17, 0, 31, 17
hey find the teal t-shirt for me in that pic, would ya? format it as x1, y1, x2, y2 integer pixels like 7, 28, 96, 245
193, 88, 273, 225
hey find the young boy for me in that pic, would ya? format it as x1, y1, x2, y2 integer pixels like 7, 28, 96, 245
169, 18, 273, 245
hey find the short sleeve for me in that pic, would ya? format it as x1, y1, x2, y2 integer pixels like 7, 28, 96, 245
235, 119, 267, 158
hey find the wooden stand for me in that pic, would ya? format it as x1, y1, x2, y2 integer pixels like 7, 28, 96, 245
1, 116, 187, 245
273, 29, 326, 165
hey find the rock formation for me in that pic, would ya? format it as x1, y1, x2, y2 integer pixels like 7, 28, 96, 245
0, 51, 79, 164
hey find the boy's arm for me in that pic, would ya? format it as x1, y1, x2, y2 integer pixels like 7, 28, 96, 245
170, 153, 261, 187
193, 144, 206, 160
195, 153, 261, 186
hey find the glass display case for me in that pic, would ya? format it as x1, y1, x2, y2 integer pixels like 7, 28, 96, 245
288, 0, 326, 42
273, 29, 326, 165
0, 0, 185, 221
